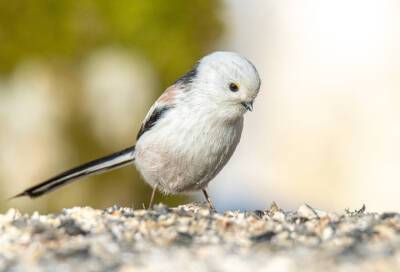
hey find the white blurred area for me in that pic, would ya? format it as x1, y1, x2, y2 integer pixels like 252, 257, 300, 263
0, 49, 155, 211
0, 63, 68, 208
82, 48, 156, 148
213, 0, 400, 211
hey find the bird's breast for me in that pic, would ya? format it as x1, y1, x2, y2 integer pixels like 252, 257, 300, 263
134, 107, 243, 194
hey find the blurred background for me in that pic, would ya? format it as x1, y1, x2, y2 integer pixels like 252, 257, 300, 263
1, 0, 399, 213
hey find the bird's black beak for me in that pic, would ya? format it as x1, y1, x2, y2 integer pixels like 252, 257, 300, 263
241, 101, 254, 112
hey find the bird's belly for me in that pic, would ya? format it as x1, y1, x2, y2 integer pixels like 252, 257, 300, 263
134, 117, 243, 194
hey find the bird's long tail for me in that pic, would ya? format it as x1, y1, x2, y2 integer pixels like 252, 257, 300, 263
12, 146, 136, 199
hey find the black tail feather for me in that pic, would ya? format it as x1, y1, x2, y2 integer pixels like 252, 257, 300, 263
12, 146, 135, 199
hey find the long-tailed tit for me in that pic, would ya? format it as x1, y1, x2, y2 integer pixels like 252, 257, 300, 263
13, 51, 261, 210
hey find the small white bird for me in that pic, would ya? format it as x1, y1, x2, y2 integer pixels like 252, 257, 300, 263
13, 51, 261, 210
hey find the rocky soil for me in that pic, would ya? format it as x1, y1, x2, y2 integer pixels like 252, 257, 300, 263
1, 203, 400, 272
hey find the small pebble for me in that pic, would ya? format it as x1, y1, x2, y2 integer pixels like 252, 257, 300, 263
297, 204, 319, 220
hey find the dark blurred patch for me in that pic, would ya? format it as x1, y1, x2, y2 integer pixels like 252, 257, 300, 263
58, 218, 89, 236
250, 231, 276, 242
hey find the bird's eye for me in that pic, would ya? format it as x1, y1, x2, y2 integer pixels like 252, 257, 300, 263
229, 83, 239, 92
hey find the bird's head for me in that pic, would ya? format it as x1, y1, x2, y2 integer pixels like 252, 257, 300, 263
189, 51, 261, 118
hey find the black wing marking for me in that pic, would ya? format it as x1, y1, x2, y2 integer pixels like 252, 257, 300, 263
135, 63, 197, 140
174, 62, 199, 85
136, 106, 172, 140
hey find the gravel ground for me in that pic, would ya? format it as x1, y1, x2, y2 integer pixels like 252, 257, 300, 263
1, 202, 400, 272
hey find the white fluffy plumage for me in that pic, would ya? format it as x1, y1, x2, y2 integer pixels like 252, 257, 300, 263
14, 51, 261, 210
135, 52, 261, 194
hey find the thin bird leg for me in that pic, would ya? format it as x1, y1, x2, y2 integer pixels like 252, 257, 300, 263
202, 189, 216, 212
148, 184, 158, 210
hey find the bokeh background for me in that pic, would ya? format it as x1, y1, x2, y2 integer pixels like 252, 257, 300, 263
1, 0, 400, 213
